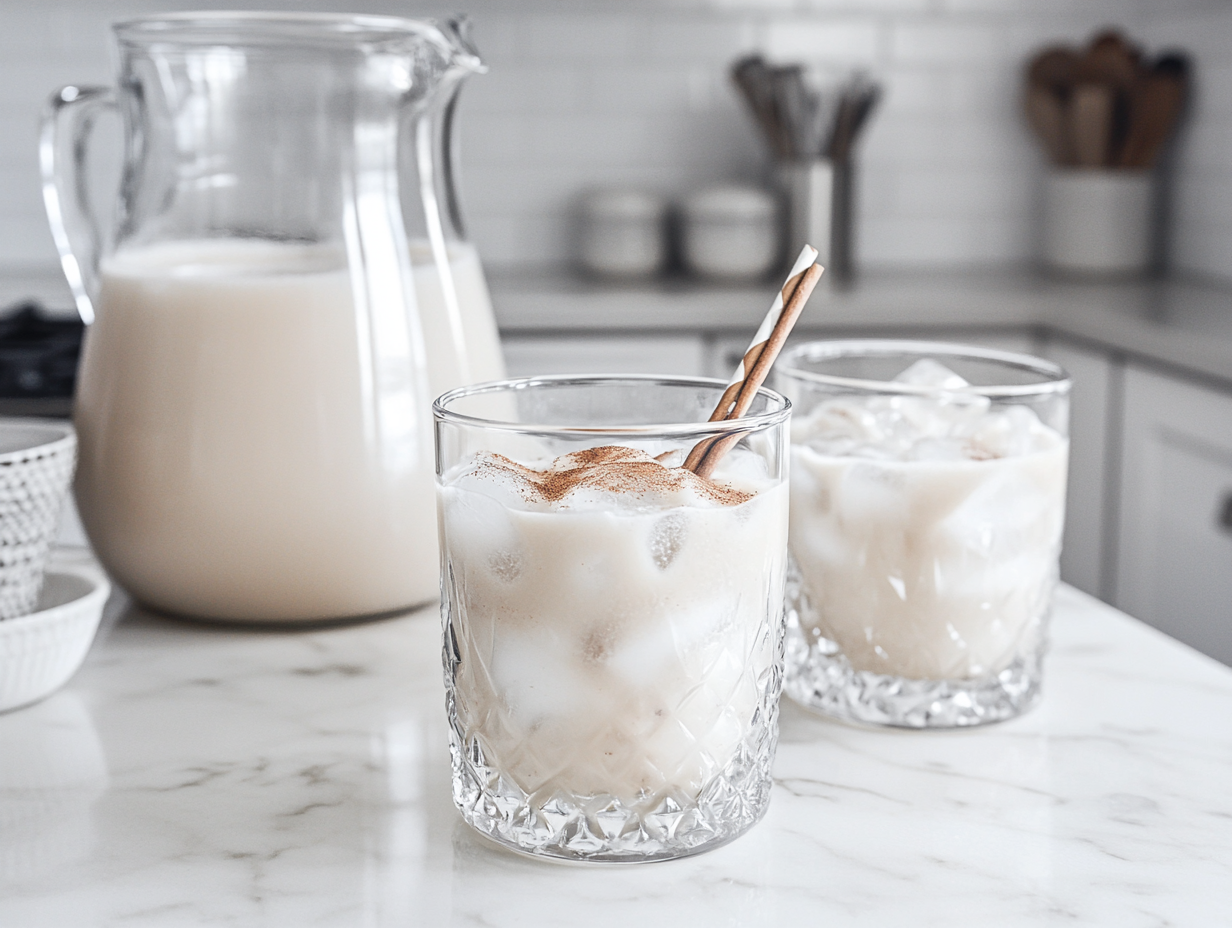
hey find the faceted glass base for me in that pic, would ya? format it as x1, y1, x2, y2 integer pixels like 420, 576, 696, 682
447, 681, 778, 862
782, 612, 1046, 729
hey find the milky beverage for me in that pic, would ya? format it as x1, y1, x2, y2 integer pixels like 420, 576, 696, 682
75, 238, 504, 622
788, 360, 1068, 681
439, 445, 787, 805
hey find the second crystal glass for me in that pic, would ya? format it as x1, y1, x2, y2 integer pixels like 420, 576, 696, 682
775, 341, 1071, 728
434, 376, 791, 862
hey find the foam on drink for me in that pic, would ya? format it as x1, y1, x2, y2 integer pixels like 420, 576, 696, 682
439, 445, 787, 805
789, 359, 1068, 681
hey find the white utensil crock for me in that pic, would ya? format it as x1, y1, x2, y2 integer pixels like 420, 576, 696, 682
1042, 168, 1154, 275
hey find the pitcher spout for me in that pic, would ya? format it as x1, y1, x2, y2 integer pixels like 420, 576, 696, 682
442, 16, 487, 76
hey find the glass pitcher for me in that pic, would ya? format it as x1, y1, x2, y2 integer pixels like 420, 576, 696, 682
41, 12, 505, 624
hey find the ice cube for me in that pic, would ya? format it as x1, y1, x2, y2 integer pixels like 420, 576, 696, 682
606, 599, 729, 686
798, 397, 885, 445
648, 512, 687, 570
835, 461, 910, 526
940, 467, 1048, 560
892, 392, 991, 440
712, 445, 771, 484
490, 625, 593, 723
962, 405, 1044, 459
893, 358, 970, 390
441, 486, 522, 576
487, 549, 522, 582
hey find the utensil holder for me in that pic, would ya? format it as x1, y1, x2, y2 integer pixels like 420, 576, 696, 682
1042, 168, 1155, 275
779, 158, 854, 285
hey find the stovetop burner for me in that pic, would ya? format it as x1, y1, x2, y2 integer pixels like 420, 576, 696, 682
0, 302, 83, 417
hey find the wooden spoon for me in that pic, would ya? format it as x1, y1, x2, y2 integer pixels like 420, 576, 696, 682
1024, 85, 1071, 165
1027, 46, 1079, 93
1070, 82, 1114, 167
1118, 55, 1189, 168
1082, 29, 1142, 87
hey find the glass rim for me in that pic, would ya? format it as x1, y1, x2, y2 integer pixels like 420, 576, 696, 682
777, 339, 1072, 398
433, 374, 792, 438
112, 11, 467, 56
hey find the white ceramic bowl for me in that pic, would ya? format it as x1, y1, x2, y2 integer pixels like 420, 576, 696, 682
0, 565, 110, 712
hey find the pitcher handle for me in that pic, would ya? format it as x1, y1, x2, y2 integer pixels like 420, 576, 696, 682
40, 85, 116, 325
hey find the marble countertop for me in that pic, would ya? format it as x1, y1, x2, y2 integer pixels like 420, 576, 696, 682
490, 269, 1232, 390
2, 550, 1230, 927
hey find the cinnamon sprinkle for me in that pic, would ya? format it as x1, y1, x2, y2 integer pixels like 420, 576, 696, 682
471, 446, 752, 507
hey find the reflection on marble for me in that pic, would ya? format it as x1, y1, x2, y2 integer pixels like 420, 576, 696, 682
0, 573, 1230, 926
0, 691, 108, 884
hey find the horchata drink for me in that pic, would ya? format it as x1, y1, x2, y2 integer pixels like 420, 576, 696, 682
775, 341, 1070, 728
433, 376, 790, 862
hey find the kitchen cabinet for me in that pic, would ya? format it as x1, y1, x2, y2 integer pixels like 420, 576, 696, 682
505, 330, 1041, 384
1040, 338, 1115, 599
1114, 363, 1232, 664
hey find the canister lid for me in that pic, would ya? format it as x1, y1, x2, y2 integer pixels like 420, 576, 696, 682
581, 188, 667, 221
683, 185, 776, 221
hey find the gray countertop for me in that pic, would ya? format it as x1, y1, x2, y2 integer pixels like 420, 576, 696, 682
7, 264, 1232, 391
490, 269, 1232, 389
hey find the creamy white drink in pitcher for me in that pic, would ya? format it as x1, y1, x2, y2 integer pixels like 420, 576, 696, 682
75, 238, 503, 622
41, 13, 500, 622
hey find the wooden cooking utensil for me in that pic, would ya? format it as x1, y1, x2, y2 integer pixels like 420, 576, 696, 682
1080, 30, 1141, 88
1070, 82, 1113, 167
1118, 56, 1189, 168
1024, 85, 1071, 165
731, 56, 793, 159
1027, 46, 1079, 93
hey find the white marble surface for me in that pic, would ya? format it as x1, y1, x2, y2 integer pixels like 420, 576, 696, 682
2, 550, 1231, 927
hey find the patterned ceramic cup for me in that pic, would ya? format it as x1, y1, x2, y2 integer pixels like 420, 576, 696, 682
0, 419, 77, 620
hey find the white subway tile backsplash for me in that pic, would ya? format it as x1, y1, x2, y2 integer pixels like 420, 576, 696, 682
583, 66, 712, 114
890, 21, 1008, 64
1175, 173, 1232, 229
0, 0, 1227, 284
764, 18, 883, 67
463, 66, 589, 116
886, 165, 1034, 218
878, 66, 1007, 118
1179, 123, 1232, 172
1173, 220, 1232, 283
862, 215, 1028, 266
1139, 10, 1232, 66
861, 115, 1032, 169
798, 0, 930, 12
523, 13, 650, 62
644, 16, 760, 62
